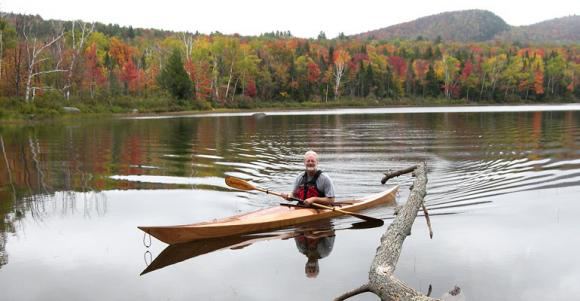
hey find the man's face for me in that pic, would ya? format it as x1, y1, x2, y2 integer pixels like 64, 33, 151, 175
305, 259, 319, 278
304, 155, 318, 173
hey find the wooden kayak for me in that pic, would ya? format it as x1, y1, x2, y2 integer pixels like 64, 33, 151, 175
138, 185, 398, 245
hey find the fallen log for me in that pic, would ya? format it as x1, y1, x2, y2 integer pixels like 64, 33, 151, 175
335, 162, 441, 301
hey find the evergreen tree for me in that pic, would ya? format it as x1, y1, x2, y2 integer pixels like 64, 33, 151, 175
365, 64, 374, 97
424, 46, 433, 59
405, 60, 416, 96
434, 35, 442, 44
425, 65, 440, 97
434, 47, 442, 59
127, 26, 135, 39
356, 61, 365, 97
385, 67, 394, 98
158, 48, 193, 102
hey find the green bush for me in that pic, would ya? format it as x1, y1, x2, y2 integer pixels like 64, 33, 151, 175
192, 99, 212, 110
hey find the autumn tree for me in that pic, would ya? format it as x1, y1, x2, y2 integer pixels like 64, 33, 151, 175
333, 49, 350, 99
435, 55, 460, 99
545, 52, 566, 96
233, 43, 260, 101
0, 18, 17, 83
190, 36, 213, 100
83, 42, 106, 99
481, 54, 507, 100
459, 60, 478, 101
388, 55, 406, 97
501, 54, 524, 100
413, 59, 429, 97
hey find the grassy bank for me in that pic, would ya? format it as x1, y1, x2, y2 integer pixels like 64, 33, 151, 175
1, 94, 578, 122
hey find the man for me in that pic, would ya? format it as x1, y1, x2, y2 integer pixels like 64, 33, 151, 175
294, 226, 335, 278
283, 150, 336, 206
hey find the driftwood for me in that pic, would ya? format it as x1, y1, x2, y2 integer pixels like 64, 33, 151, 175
335, 163, 441, 301
381, 165, 419, 184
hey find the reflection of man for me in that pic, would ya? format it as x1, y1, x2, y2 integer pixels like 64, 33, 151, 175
294, 229, 335, 278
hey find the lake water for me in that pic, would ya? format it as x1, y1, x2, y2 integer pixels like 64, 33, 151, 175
1, 105, 579, 300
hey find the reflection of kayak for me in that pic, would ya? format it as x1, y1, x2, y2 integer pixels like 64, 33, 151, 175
140, 232, 293, 275
138, 186, 398, 245
141, 221, 362, 276
140, 222, 342, 276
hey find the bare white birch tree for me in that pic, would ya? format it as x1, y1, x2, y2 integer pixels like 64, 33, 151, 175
333, 49, 350, 99
23, 22, 66, 102
180, 32, 194, 80
63, 20, 95, 100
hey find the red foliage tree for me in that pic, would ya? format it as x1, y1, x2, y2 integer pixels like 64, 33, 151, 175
534, 69, 544, 95
388, 56, 406, 78
120, 59, 139, 93
460, 60, 473, 80
307, 61, 321, 83
245, 78, 257, 97
83, 43, 106, 96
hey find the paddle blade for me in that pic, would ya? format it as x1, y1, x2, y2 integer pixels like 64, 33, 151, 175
349, 219, 384, 229
225, 176, 257, 191
342, 211, 384, 223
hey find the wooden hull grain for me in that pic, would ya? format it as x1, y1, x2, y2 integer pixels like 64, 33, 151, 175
138, 186, 398, 245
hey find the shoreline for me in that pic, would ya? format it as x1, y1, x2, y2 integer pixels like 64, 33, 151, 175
2, 100, 579, 124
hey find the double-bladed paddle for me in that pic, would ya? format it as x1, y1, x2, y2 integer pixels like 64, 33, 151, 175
225, 176, 383, 224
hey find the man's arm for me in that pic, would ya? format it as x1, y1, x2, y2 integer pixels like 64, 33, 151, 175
304, 196, 335, 206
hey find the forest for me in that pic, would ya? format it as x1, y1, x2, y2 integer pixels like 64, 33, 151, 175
0, 13, 578, 117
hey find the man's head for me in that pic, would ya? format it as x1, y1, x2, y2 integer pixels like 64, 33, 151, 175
303, 150, 318, 174
305, 258, 320, 278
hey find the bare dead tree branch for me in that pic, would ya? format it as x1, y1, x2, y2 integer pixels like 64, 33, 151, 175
421, 204, 433, 239
336, 163, 442, 301
381, 165, 418, 184
334, 284, 370, 301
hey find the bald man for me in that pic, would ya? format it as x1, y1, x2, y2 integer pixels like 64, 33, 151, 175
283, 150, 336, 206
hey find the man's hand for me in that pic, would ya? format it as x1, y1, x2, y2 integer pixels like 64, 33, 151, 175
304, 197, 317, 206
281, 193, 290, 200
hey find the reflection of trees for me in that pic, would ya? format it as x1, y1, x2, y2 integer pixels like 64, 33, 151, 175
0, 232, 7, 269
1, 135, 16, 269
0, 132, 106, 269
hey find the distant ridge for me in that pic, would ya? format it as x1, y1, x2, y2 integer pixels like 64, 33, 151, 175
495, 15, 580, 44
355, 10, 510, 42
354, 9, 579, 44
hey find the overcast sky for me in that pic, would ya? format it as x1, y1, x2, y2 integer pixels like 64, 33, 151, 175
1, 0, 578, 38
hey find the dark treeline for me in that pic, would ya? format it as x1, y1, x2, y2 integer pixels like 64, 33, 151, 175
0, 13, 578, 116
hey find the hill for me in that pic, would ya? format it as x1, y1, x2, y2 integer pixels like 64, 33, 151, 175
355, 10, 510, 42
495, 15, 580, 44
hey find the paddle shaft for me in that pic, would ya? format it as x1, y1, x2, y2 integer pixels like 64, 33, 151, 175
253, 185, 382, 223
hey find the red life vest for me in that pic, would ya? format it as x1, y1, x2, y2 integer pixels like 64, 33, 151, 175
293, 170, 325, 200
